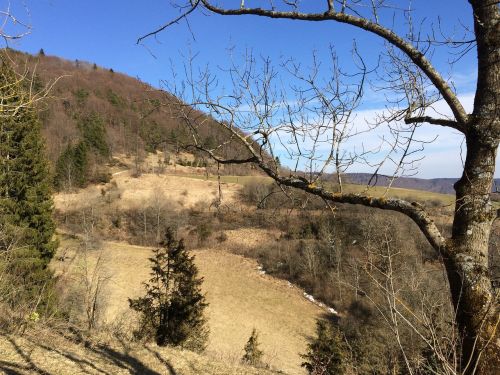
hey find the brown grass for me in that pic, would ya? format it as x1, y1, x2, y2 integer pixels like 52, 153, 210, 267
53, 170, 243, 213
0, 328, 277, 374
51, 232, 323, 374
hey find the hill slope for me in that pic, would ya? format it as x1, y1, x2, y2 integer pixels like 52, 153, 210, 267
52, 233, 324, 374
50, 169, 328, 374
6, 49, 258, 187
0, 329, 276, 375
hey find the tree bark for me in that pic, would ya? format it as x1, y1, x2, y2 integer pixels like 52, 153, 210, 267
449, 3, 500, 373
450, 133, 499, 374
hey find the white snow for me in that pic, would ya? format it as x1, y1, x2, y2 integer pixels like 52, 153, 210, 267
303, 292, 338, 315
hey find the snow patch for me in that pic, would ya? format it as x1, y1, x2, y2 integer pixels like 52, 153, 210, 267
257, 265, 266, 275
303, 292, 338, 315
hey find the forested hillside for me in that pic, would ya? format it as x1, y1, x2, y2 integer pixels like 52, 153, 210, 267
7, 49, 257, 190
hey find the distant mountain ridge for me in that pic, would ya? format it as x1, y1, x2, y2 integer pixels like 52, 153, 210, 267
344, 173, 500, 195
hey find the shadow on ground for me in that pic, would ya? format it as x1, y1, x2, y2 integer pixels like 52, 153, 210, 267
0, 332, 178, 375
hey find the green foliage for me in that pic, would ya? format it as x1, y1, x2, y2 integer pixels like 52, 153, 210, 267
0, 54, 58, 330
73, 88, 89, 106
32, 74, 44, 93
242, 328, 264, 367
129, 229, 208, 351
139, 120, 168, 153
0, 235, 57, 331
0, 56, 57, 262
106, 89, 125, 108
54, 112, 110, 190
302, 319, 346, 375
54, 142, 89, 190
78, 112, 110, 157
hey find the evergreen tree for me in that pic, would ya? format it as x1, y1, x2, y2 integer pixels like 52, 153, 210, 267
54, 142, 89, 190
0, 54, 57, 262
242, 328, 264, 367
129, 228, 208, 352
54, 112, 110, 190
0, 53, 57, 330
302, 320, 347, 375
78, 112, 109, 157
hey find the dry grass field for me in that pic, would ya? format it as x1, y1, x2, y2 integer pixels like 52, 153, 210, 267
53, 170, 242, 213
51, 231, 325, 374
0, 328, 277, 375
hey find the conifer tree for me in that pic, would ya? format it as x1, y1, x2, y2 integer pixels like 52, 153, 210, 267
129, 228, 208, 352
0, 53, 57, 329
302, 319, 347, 375
242, 328, 264, 367
0, 53, 57, 262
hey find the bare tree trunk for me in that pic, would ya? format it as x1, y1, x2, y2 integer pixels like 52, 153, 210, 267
449, 133, 499, 375
450, 4, 500, 371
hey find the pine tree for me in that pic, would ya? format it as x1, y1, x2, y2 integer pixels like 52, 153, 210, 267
242, 328, 264, 367
129, 228, 208, 352
302, 320, 346, 375
0, 53, 57, 262
0, 52, 57, 329
54, 112, 110, 190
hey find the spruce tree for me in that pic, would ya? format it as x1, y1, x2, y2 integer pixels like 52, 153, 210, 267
302, 319, 347, 375
0, 53, 57, 329
242, 328, 264, 367
0, 53, 57, 262
129, 228, 208, 352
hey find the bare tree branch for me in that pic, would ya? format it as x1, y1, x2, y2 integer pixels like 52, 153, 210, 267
137, 0, 201, 44
404, 116, 462, 131
193, 0, 469, 126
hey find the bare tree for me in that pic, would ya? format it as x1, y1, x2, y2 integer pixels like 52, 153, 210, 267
140, 1, 499, 374
347, 225, 460, 375
78, 246, 110, 330
0, 1, 31, 44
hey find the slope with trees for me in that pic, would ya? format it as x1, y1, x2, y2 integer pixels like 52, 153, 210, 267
140, 1, 500, 374
3, 50, 261, 190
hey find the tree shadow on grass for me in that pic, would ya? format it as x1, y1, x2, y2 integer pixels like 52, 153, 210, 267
24, 336, 113, 375
90, 342, 163, 375
143, 345, 178, 375
3, 336, 51, 375
0, 332, 178, 375
0, 359, 32, 375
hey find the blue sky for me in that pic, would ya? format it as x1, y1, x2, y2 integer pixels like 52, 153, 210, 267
5, 0, 495, 178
